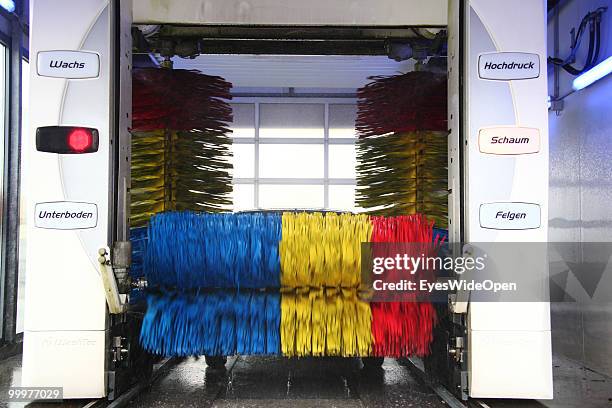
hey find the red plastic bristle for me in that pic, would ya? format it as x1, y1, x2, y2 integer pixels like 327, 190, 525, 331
356, 71, 447, 138
132, 68, 233, 132
370, 214, 442, 357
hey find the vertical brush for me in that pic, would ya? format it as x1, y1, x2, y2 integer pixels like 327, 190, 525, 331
131, 68, 233, 227
355, 71, 448, 228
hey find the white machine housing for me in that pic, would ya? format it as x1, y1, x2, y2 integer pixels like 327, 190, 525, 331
22, 0, 552, 400
22, 0, 114, 398
460, 0, 552, 399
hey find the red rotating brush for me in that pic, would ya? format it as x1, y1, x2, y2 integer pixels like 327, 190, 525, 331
132, 68, 232, 132
355, 71, 447, 137
370, 214, 443, 357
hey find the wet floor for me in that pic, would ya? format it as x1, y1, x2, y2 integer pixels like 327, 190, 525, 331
0, 355, 89, 408
128, 356, 446, 408
0, 353, 610, 407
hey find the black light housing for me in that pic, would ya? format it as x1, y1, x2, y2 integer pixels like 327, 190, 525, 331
36, 126, 99, 154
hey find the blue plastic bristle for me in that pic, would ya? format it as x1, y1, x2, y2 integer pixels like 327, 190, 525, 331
249, 292, 266, 354
128, 227, 149, 304
236, 292, 251, 354
433, 227, 448, 243
130, 226, 148, 279
139, 290, 280, 357
144, 212, 282, 290
218, 294, 237, 355
264, 292, 281, 354
263, 215, 282, 287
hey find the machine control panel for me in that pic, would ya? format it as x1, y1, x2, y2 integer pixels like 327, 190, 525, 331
478, 52, 540, 80
478, 127, 540, 155
479, 202, 541, 230
37, 50, 100, 79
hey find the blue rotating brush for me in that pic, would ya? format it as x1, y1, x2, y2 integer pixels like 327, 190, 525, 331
139, 291, 280, 357
144, 212, 282, 289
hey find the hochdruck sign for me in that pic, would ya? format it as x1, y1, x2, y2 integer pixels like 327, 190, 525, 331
34, 201, 98, 230
478, 52, 540, 80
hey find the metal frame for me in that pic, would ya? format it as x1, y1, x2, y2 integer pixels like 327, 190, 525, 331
0, 31, 7, 342
231, 96, 357, 210
1, 0, 24, 345
111, 0, 132, 244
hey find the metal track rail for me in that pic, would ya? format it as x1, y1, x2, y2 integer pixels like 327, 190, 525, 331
403, 356, 468, 408
80, 358, 179, 408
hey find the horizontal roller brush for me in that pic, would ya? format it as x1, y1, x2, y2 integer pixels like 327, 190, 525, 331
140, 291, 280, 357
145, 211, 281, 289
136, 211, 444, 358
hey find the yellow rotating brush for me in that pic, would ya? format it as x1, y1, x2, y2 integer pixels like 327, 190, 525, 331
356, 131, 448, 227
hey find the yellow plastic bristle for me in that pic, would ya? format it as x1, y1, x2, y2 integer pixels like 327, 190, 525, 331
280, 291, 296, 356
279, 212, 372, 288
280, 288, 372, 357
356, 130, 448, 227
324, 288, 343, 356
295, 290, 312, 356
310, 289, 326, 356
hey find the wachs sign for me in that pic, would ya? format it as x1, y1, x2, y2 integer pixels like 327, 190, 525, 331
37, 50, 100, 79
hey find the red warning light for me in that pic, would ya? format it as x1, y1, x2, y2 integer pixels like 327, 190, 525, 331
36, 126, 99, 154
67, 128, 93, 153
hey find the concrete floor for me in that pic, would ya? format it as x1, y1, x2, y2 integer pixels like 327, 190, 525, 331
0, 354, 609, 407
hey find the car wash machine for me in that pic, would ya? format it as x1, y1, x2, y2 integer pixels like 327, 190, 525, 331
21, 0, 552, 402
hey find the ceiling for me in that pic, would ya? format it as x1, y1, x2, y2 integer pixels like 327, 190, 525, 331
171, 54, 415, 89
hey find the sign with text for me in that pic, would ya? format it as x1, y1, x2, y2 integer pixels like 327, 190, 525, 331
34, 201, 98, 230
479, 126, 540, 155
479, 202, 541, 230
37, 50, 100, 79
478, 52, 540, 80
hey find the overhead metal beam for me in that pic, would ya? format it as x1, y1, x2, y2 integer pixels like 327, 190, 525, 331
140, 26, 446, 58
188, 39, 391, 56
156, 25, 432, 40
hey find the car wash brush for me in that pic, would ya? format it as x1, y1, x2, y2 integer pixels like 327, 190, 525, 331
130, 68, 233, 228
138, 211, 442, 359
355, 71, 448, 228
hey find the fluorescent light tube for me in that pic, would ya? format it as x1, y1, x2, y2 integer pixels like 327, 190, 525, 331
572, 56, 612, 91
0, 0, 14, 12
